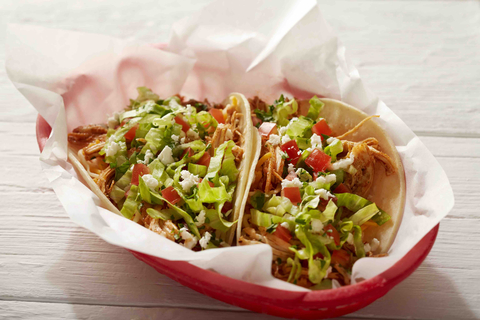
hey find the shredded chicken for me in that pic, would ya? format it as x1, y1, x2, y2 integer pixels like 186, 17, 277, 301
68, 124, 108, 146
341, 139, 396, 197
96, 166, 115, 196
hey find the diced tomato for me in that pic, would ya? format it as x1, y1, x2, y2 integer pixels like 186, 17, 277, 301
258, 122, 277, 137
331, 249, 351, 267
175, 115, 190, 133
124, 124, 139, 141
333, 183, 351, 194
161, 186, 182, 205
274, 225, 292, 243
305, 148, 331, 172
199, 178, 215, 188
196, 152, 211, 168
280, 140, 301, 165
312, 119, 332, 138
181, 147, 194, 159
324, 224, 340, 246
131, 163, 150, 186
209, 108, 225, 124
221, 202, 233, 214
282, 187, 302, 205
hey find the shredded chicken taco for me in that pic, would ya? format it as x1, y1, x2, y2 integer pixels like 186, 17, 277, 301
238, 95, 405, 289
68, 87, 253, 249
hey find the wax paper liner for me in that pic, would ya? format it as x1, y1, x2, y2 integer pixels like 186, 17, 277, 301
5, 0, 454, 292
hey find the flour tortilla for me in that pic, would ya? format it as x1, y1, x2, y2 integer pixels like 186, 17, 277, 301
68, 92, 254, 246
239, 98, 405, 253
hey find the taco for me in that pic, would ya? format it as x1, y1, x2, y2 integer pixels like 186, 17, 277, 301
67, 87, 253, 249
238, 95, 405, 289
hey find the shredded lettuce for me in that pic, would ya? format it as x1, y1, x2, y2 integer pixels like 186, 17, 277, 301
263, 195, 293, 216
197, 178, 231, 204
286, 256, 302, 284
294, 226, 331, 284
306, 96, 324, 121
286, 116, 313, 139
349, 203, 380, 226
274, 98, 298, 126
205, 209, 236, 232
120, 185, 140, 219
251, 209, 293, 228
219, 141, 239, 182
188, 163, 207, 178
110, 185, 125, 204
146, 208, 182, 221
324, 138, 343, 162
336, 193, 390, 226
352, 225, 366, 258
138, 176, 152, 204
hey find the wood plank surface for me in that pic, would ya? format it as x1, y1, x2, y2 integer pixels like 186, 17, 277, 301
1, 0, 479, 319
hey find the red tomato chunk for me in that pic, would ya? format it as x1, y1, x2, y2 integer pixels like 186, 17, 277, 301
305, 149, 331, 172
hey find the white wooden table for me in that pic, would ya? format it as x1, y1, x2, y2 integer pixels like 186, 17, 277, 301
1, 1, 479, 319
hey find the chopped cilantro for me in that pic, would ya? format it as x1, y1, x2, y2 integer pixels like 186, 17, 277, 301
266, 223, 278, 233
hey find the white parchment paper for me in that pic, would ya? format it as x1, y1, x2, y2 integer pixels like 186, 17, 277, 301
6, 0, 454, 291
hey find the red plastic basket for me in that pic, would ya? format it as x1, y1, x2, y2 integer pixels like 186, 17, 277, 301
36, 115, 439, 319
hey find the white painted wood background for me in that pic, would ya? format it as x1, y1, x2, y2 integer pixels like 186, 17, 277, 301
1, 0, 479, 319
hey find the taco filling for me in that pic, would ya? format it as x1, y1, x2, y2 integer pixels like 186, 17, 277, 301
239, 95, 397, 289
68, 87, 248, 250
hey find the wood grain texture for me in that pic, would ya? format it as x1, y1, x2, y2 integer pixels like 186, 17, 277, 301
1, 0, 479, 319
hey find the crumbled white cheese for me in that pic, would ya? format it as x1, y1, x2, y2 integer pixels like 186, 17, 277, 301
280, 222, 292, 231
180, 228, 198, 250
311, 219, 324, 233
180, 137, 186, 144
281, 177, 303, 189
268, 134, 281, 146
329, 154, 355, 171
314, 188, 335, 200
195, 210, 206, 227
141, 174, 158, 191
364, 243, 371, 253
288, 163, 295, 174
105, 141, 121, 157
185, 104, 195, 117
158, 146, 175, 165
107, 112, 120, 129
370, 238, 380, 252
186, 128, 200, 140
199, 231, 212, 249
279, 126, 287, 135
180, 170, 200, 192
281, 134, 291, 145
143, 149, 155, 164
171, 134, 179, 143
346, 233, 354, 245
310, 133, 322, 149
315, 173, 337, 185
217, 123, 225, 129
